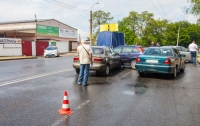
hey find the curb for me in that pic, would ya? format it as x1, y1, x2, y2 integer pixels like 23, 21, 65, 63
0, 56, 37, 61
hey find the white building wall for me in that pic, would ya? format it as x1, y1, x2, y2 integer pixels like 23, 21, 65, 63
56, 41, 69, 53
0, 44, 22, 56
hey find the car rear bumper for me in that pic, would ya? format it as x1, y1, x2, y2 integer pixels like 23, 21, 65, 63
135, 64, 175, 74
73, 63, 106, 72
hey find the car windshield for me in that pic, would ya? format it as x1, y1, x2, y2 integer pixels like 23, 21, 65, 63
144, 48, 173, 56
46, 47, 56, 50
92, 47, 104, 54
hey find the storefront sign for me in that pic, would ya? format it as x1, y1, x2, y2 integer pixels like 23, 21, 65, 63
59, 28, 77, 38
0, 38, 21, 44
37, 24, 59, 36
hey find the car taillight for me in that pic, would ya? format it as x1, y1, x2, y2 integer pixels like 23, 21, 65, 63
74, 57, 79, 61
136, 56, 141, 62
164, 57, 171, 65
94, 57, 103, 62
138, 47, 144, 53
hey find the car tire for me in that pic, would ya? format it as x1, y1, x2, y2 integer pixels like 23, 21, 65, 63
171, 67, 177, 78
57, 53, 60, 57
180, 63, 185, 72
103, 65, 110, 76
76, 69, 80, 74
130, 59, 136, 69
138, 71, 144, 76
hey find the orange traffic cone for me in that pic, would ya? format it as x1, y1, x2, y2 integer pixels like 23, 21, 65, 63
58, 91, 73, 115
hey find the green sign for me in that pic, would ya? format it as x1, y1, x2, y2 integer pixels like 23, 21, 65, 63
37, 24, 59, 36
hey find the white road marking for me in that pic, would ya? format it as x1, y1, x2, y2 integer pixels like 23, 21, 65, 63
52, 100, 90, 126
0, 69, 73, 87
76, 100, 91, 109
122, 72, 130, 78
52, 115, 69, 126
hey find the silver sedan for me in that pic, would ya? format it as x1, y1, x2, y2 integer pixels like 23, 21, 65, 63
72, 46, 121, 76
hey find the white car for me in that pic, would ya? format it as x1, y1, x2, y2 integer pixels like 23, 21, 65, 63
44, 46, 60, 58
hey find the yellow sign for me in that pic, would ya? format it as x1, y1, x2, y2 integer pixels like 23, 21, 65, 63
109, 23, 118, 32
100, 24, 109, 32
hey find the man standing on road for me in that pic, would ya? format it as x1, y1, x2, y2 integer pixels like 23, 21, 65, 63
188, 41, 198, 65
77, 40, 93, 86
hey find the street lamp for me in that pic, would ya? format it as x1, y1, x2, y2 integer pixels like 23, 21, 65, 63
90, 2, 99, 45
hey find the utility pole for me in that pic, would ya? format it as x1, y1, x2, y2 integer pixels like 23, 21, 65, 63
90, 10, 92, 46
177, 25, 180, 46
90, 2, 99, 46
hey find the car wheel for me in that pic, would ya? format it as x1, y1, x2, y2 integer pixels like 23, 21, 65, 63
138, 71, 144, 76
130, 59, 136, 69
76, 69, 80, 74
103, 65, 110, 76
57, 53, 60, 57
180, 63, 185, 72
171, 67, 177, 78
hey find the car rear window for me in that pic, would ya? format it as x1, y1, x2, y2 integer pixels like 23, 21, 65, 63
92, 47, 104, 54
144, 48, 173, 56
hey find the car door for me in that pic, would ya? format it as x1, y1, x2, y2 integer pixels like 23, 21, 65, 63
180, 46, 190, 61
119, 46, 133, 64
173, 48, 181, 71
105, 48, 115, 69
109, 47, 120, 67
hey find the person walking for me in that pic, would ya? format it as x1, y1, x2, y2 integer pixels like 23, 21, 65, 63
188, 41, 198, 65
77, 40, 93, 86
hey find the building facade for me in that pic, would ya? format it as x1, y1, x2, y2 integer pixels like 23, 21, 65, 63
0, 19, 78, 56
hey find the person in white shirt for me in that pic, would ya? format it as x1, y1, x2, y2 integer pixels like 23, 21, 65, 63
188, 41, 198, 65
77, 40, 93, 86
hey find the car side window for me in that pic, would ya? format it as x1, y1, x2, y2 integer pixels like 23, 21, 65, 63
180, 47, 188, 52
132, 48, 140, 53
113, 46, 123, 53
121, 47, 132, 53
106, 48, 112, 55
176, 47, 181, 51
173, 48, 180, 56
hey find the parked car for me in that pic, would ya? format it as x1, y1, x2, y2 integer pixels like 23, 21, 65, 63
73, 46, 121, 76
135, 47, 186, 78
113, 45, 144, 69
44, 46, 60, 58
163, 46, 190, 62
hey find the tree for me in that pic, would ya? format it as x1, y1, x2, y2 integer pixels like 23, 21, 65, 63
92, 10, 114, 34
118, 20, 137, 45
185, 0, 200, 17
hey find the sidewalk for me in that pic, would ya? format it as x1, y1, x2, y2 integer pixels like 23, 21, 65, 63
0, 52, 77, 61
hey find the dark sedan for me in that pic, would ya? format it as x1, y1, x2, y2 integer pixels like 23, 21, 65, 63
113, 45, 144, 69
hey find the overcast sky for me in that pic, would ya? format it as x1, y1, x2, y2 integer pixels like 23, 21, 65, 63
0, 0, 197, 40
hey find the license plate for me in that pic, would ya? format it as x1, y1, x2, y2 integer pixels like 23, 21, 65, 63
146, 60, 158, 63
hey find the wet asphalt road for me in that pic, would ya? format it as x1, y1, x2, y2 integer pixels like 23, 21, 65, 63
0, 56, 200, 126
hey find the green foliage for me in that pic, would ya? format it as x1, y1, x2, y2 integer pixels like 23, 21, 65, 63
92, 10, 114, 33
185, 0, 200, 17
92, 10, 200, 47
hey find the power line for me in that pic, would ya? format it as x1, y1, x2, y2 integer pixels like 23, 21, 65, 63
156, 0, 168, 19
45, 0, 88, 15
52, 0, 89, 12
149, 0, 164, 19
